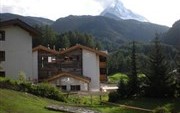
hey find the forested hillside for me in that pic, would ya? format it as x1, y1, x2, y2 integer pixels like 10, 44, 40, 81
162, 20, 180, 49
108, 42, 179, 74
52, 15, 169, 51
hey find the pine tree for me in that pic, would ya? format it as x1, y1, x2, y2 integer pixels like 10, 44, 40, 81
176, 51, 180, 97
128, 41, 139, 97
145, 35, 175, 98
33, 25, 56, 47
61, 36, 70, 48
117, 79, 129, 99
95, 41, 102, 50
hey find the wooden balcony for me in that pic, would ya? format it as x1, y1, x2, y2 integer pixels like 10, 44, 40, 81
99, 62, 106, 68
100, 74, 107, 82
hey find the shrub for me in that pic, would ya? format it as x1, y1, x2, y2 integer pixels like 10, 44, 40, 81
108, 91, 119, 102
33, 83, 65, 101
0, 77, 66, 102
108, 73, 129, 83
18, 71, 26, 82
153, 107, 171, 113
117, 79, 130, 98
0, 78, 19, 90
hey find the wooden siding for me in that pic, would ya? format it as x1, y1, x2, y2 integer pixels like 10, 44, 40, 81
100, 74, 107, 82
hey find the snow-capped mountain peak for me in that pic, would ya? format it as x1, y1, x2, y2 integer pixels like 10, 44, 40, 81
100, 0, 148, 22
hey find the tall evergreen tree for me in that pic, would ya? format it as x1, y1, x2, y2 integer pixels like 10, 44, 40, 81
95, 41, 102, 50
145, 35, 175, 98
176, 51, 180, 97
128, 41, 139, 96
61, 36, 70, 48
33, 25, 56, 47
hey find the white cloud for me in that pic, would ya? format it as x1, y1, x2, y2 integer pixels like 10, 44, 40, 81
1, 0, 180, 26
121, 0, 180, 26
93, 0, 115, 8
1, 0, 102, 20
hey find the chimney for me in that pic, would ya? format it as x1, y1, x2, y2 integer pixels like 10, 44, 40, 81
47, 44, 50, 49
53, 45, 56, 50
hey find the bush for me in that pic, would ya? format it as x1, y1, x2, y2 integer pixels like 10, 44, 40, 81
117, 79, 130, 98
108, 91, 119, 102
108, 73, 129, 83
153, 107, 171, 113
31, 83, 65, 101
0, 77, 66, 102
0, 78, 19, 90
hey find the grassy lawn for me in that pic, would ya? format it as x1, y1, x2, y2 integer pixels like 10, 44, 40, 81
108, 73, 128, 83
93, 105, 148, 113
1, 88, 180, 113
0, 88, 62, 113
93, 97, 180, 113
117, 98, 180, 112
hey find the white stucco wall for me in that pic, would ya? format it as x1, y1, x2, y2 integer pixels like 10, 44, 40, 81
82, 49, 100, 91
32, 51, 38, 81
0, 26, 33, 80
51, 77, 88, 91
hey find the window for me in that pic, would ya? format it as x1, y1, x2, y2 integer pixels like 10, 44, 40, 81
100, 68, 106, 74
0, 51, 5, 61
48, 57, 52, 63
71, 85, 80, 91
76, 56, 80, 61
0, 31, 5, 41
61, 85, 67, 91
100, 56, 106, 62
52, 57, 56, 63
56, 85, 67, 91
0, 71, 5, 77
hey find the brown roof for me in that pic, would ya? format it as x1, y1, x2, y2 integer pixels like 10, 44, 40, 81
45, 72, 91, 83
60, 44, 108, 57
0, 19, 40, 36
33, 45, 59, 54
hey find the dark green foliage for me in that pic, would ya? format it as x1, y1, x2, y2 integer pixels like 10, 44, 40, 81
176, 52, 180, 97
109, 78, 130, 102
32, 26, 102, 49
1, 13, 169, 51
55, 31, 100, 49
162, 19, 180, 49
107, 42, 178, 75
51, 15, 168, 51
33, 25, 57, 47
117, 79, 129, 99
108, 49, 131, 74
153, 107, 171, 113
108, 91, 119, 102
60, 35, 71, 48
0, 77, 66, 102
128, 41, 139, 96
145, 36, 176, 98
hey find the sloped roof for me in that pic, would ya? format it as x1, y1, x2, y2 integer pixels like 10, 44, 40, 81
0, 19, 40, 36
45, 72, 91, 83
33, 45, 59, 54
60, 44, 108, 57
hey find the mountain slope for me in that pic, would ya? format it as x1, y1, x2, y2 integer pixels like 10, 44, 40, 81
0, 13, 54, 26
100, 0, 148, 22
162, 20, 180, 49
52, 15, 169, 50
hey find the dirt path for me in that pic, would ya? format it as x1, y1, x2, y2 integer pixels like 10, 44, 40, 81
46, 105, 100, 113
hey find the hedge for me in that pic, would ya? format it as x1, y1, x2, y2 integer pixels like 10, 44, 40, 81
0, 77, 66, 102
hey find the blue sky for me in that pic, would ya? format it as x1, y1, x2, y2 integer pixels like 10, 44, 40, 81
1, 0, 180, 27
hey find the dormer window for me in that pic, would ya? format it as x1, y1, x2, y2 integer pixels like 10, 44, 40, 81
0, 31, 5, 41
